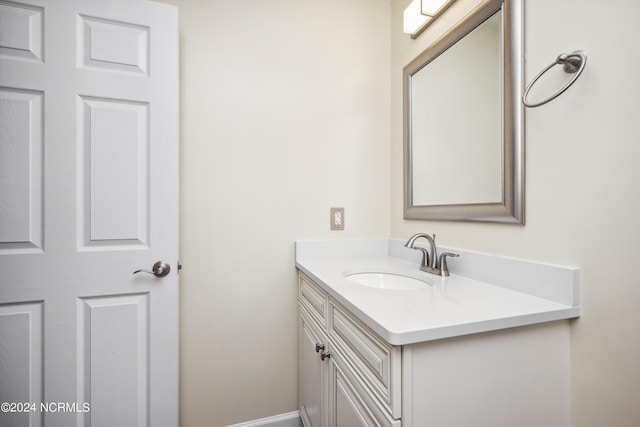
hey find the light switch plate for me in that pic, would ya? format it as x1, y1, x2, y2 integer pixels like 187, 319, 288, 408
330, 207, 344, 231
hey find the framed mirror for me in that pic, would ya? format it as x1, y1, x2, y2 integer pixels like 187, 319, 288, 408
403, 0, 524, 223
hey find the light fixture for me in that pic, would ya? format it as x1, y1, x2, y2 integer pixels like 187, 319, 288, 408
403, 0, 430, 35
421, 0, 452, 16
403, 0, 456, 39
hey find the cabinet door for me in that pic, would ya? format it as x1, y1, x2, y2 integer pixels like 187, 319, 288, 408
299, 306, 329, 427
329, 352, 401, 427
329, 301, 402, 418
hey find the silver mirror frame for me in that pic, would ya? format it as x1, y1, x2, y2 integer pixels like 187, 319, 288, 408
403, 0, 524, 224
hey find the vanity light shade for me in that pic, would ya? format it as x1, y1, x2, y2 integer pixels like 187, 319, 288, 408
421, 0, 452, 16
403, 0, 456, 37
403, 0, 430, 35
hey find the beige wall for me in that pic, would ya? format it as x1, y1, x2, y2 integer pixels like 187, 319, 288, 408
158, 0, 640, 425
156, 0, 391, 425
392, 0, 640, 426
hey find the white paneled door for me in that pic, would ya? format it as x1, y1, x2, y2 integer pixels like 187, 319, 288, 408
0, 1, 178, 426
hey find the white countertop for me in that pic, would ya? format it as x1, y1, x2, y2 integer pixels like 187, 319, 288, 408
296, 239, 580, 346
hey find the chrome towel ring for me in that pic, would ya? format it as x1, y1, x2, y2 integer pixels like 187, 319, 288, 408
522, 50, 587, 108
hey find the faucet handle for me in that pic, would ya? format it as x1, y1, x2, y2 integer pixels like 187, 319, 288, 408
438, 252, 459, 277
413, 246, 430, 269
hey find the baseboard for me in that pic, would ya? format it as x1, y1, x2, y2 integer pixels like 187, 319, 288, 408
224, 410, 303, 427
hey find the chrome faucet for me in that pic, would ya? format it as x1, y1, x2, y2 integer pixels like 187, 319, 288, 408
404, 233, 459, 277
405, 233, 438, 273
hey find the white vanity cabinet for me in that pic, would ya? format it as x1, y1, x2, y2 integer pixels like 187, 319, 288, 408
299, 272, 401, 427
298, 270, 572, 427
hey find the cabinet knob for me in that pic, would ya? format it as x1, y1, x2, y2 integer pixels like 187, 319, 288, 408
315, 343, 325, 353
320, 351, 331, 361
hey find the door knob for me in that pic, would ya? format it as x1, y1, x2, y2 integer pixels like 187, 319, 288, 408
133, 261, 171, 277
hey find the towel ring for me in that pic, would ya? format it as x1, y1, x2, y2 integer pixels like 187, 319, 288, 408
522, 50, 587, 108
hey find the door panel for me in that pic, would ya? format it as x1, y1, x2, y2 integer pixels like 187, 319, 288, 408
78, 294, 150, 427
0, 1, 44, 62
78, 14, 149, 75
0, 1, 178, 426
0, 87, 44, 252
78, 95, 150, 248
0, 301, 44, 427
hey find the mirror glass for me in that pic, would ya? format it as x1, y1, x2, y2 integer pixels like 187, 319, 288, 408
412, 12, 501, 205
403, 0, 524, 223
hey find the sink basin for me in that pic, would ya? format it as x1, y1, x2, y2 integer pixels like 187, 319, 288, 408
343, 268, 433, 290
